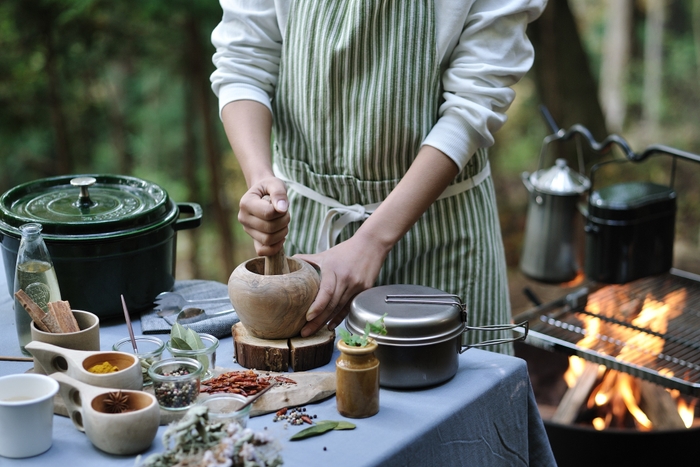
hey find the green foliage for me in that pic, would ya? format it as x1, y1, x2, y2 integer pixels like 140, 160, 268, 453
338, 313, 387, 347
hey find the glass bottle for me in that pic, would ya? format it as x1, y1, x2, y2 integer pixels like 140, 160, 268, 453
13, 223, 61, 355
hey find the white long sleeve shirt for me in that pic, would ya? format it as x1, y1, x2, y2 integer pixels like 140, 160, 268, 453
211, 0, 547, 170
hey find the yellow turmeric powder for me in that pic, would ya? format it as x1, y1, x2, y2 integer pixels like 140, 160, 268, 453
88, 361, 119, 373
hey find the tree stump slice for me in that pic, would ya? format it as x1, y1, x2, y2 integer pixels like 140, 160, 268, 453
290, 327, 335, 371
233, 323, 289, 372
232, 322, 335, 372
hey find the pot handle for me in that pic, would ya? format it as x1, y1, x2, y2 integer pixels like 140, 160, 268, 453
459, 320, 529, 354
174, 203, 203, 231
521, 171, 534, 193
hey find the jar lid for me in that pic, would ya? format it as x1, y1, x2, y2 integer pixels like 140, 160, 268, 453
347, 284, 465, 346
529, 159, 590, 195
0, 174, 171, 237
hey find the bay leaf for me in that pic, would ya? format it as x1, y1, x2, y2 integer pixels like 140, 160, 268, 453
289, 421, 338, 441
315, 420, 356, 430
170, 336, 192, 350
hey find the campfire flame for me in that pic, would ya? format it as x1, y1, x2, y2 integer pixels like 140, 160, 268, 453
564, 287, 697, 430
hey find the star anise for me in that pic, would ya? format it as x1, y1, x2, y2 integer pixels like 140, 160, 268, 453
103, 391, 131, 413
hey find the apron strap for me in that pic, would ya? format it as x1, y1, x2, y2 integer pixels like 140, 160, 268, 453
274, 162, 491, 253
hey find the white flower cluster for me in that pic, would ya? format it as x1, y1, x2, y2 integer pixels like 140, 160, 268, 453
200, 422, 282, 467
137, 406, 283, 467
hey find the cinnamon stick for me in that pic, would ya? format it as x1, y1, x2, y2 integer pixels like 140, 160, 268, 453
40, 309, 62, 333
14, 289, 50, 332
48, 301, 80, 333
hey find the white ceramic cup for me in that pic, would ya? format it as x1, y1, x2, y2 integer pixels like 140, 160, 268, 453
0, 373, 59, 458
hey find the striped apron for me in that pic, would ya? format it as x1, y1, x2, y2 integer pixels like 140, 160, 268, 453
272, 0, 512, 353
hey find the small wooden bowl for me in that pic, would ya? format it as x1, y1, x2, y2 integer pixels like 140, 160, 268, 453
228, 256, 320, 339
51, 372, 159, 455
25, 341, 143, 390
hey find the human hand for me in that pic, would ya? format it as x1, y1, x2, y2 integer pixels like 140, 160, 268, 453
294, 235, 388, 337
238, 177, 290, 256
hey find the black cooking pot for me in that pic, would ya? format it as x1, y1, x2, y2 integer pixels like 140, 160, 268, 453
583, 159, 676, 283
0, 174, 202, 318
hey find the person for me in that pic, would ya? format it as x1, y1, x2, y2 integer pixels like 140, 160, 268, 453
211, 0, 547, 353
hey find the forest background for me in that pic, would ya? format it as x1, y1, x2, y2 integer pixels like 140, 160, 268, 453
1, 0, 700, 286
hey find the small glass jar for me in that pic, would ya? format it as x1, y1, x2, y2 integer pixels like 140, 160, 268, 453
148, 357, 203, 411
166, 333, 219, 381
112, 336, 165, 387
198, 393, 251, 428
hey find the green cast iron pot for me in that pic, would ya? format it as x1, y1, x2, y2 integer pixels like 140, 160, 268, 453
0, 174, 202, 318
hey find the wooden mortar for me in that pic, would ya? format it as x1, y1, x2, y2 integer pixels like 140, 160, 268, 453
228, 248, 320, 339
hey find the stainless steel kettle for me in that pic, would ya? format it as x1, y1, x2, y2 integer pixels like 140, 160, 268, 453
520, 155, 590, 283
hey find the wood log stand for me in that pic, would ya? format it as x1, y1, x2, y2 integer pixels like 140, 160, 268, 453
233, 322, 335, 372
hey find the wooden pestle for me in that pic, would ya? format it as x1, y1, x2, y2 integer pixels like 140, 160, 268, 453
265, 247, 290, 275
262, 195, 291, 275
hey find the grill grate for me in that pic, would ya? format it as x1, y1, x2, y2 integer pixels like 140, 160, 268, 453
515, 269, 700, 397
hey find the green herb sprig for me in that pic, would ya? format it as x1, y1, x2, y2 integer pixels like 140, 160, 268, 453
337, 313, 387, 347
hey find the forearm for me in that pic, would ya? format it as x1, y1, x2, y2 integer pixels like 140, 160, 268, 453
355, 145, 460, 255
221, 100, 274, 188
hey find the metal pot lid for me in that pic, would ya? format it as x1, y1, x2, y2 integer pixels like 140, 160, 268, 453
0, 174, 171, 236
347, 284, 465, 346
529, 159, 590, 195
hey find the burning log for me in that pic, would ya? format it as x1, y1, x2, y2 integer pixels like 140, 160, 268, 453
552, 361, 600, 425
638, 380, 686, 430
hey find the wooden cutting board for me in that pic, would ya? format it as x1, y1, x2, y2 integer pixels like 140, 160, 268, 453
47, 367, 336, 424
158, 368, 336, 424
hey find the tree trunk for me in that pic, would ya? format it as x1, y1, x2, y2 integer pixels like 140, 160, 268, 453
105, 62, 134, 175
642, 0, 666, 142
185, 15, 236, 280
693, 3, 700, 84
599, 0, 632, 133
43, 21, 71, 175
528, 0, 608, 166
182, 58, 202, 280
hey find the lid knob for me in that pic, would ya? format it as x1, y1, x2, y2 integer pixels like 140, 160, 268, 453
70, 176, 97, 208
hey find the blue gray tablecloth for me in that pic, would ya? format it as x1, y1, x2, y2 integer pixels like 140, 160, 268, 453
0, 252, 556, 467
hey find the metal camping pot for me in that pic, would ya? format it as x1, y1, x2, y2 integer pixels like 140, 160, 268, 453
520, 157, 590, 283
346, 284, 528, 389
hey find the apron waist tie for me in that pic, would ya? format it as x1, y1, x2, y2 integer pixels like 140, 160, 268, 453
274, 162, 491, 253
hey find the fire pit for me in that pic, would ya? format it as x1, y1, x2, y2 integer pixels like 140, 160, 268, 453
514, 270, 700, 466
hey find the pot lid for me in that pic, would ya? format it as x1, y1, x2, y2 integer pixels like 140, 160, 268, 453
588, 181, 677, 222
347, 284, 465, 346
529, 159, 590, 195
0, 174, 171, 236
